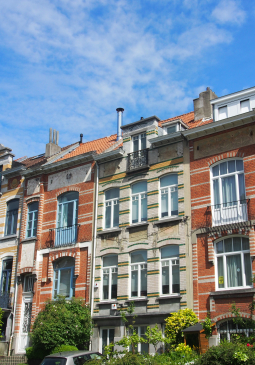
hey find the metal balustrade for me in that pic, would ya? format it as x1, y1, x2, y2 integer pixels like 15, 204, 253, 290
212, 199, 248, 226
50, 224, 80, 247
127, 149, 149, 171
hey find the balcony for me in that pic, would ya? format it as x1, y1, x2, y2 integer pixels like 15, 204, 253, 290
127, 149, 149, 172
50, 224, 80, 248
212, 200, 248, 226
0, 293, 12, 309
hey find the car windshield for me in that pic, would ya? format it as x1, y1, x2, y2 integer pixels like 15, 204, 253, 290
41, 358, 67, 365
73, 353, 102, 365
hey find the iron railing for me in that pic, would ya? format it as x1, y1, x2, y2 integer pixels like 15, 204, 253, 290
0, 292, 12, 309
127, 149, 149, 171
212, 199, 248, 226
50, 224, 80, 248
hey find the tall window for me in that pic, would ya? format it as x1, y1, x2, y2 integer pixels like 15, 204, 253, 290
5, 199, 19, 236
26, 201, 39, 238
215, 237, 252, 290
56, 191, 79, 245
23, 275, 34, 293
53, 257, 75, 299
133, 133, 146, 152
105, 189, 119, 229
132, 182, 147, 224
211, 160, 247, 225
101, 328, 114, 354
161, 245, 180, 295
102, 255, 118, 300
131, 250, 147, 297
160, 174, 178, 218
1, 258, 12, 294
130, 326, 148, 353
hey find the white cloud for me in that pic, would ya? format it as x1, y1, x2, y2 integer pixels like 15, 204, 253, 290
212, 0, 246, 25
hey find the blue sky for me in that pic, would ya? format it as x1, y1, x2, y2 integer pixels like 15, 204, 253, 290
0, 0, 254, 159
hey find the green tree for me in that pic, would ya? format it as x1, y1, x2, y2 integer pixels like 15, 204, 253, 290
165, 308, 198, 348
31, 297, 92, 354
145, 324, 165, 354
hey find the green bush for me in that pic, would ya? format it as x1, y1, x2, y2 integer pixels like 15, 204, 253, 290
26, 346, 48, 360
51, 344, 78, 353
195, 340, 255, 365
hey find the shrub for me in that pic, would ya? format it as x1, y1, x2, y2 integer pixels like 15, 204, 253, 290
26, 346, 48, 360
175, 343, 192, 355
51, 344, 78, 353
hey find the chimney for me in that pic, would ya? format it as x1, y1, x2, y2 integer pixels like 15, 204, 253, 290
116, 108, 124, 141
45, 128, 61, 158
80, 134, 83, 144
193, 87, 218, 121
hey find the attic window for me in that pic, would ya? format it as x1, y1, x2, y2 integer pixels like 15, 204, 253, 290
164, 122, 185, 135
240, 99, 250, 114
218, 106, 227, 120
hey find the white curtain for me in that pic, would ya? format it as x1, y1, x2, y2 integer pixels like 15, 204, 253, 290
227, 255, 242, 287
222, 176, 236, 206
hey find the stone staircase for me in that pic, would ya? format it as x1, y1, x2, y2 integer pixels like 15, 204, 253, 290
0, 355, 27, 365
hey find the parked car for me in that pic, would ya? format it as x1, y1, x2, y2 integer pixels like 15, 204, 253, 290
40, 351, 103, 365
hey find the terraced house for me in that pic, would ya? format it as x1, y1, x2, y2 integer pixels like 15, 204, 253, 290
91, 108, 196, 354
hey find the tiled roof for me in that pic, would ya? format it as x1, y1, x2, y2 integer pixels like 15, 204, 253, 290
159, 111, 213, 129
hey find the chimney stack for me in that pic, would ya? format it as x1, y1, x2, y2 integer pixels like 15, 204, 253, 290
193, 87, 217, 121
45, 128, 61, 158
116, 108, 124, 141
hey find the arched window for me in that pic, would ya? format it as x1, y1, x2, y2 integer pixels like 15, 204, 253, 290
56, 192, 79, 246
5, 199, 19, 236
102, 255, 118, 300
161, 245, 180, 295
211, 160, 247, 225
53, 257, 75, 299
218, 319, 253, 341
132, 182, 147, 224
26, 201, 39, 238
131, 250, 147, 297
105, 189, 119, 229
215, 237, 252, 289
160, 174, 178, 218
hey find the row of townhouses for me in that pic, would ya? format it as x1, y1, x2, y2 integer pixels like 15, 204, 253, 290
0, 85, 255, 355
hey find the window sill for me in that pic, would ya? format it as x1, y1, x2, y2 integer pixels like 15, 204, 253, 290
126, 298, 148, 302
153, 217, 182, 225
98, 300, 118, 305
97, 228, 121, 236
21, 237, 37, 243
210, 287, 255, 299
157, 294, 181, 300
0, 234, 17, 241
126, 222, 149, 229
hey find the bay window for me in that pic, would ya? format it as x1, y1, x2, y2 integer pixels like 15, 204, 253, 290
26, 201, 39, 238
5, 199, 19, 236
53, 257, 75, 299
132, 182, 147, 224
160, 174, 178, 218
131, 250, 147, 297
102, 255, 118, 300
211, 159, 247, 225
105, 189, 119, 229
161, 245, 180, 295
56, 191, 78, 246
215, 237, 252, 290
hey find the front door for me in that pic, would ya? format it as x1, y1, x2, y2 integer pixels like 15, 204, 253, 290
18, 294, 33, 353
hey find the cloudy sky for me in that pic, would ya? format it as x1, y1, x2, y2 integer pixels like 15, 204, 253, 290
0, 0, 254, 158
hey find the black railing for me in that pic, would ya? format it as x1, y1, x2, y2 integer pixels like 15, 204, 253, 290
50, 224, 80, 248
127, 149, 149, 171
212, 199, 248, 226
0, 292, 12, 309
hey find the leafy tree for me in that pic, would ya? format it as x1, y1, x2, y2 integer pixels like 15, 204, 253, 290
165, 308, 198, 347
145, 324, 165, 353
202, 312, 213, 339
31, 297, 92, 355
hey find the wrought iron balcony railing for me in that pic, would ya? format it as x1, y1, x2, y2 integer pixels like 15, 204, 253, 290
212, 199, 248, 226
50, 224, 80, 248
0, 292, 12, 309
127, 149, 149, 172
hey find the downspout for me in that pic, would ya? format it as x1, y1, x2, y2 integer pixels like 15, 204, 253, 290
8, 176, 25, 355
90, 161, 99, 349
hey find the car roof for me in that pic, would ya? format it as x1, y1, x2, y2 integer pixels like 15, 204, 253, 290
46, 351, 99, 358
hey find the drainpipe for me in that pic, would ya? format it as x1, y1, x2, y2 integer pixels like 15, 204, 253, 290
8, 176, 25, 355
90, 161, 99, 349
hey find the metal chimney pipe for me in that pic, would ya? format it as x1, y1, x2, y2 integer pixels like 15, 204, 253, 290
116, 108, 124, 141
53, 129, 56, 144
49, 128, 52, 143
80, 134, 83, 144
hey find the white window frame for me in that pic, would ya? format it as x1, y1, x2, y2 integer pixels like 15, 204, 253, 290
130, 251, 147, 298
218, 319, 254, 342
210, 159, 247, 226
26, 201, 39, 238
100, 327, 115, 354
214, 236, 252, 291
131, 183, 147, 224
240, 99, 250, 114
53, 259, 75, 299
160, 247, 180, 296
102, 256, 118, 301
159, 174, 178, 219
132, 133, 146, 152
104, 189, 119, 229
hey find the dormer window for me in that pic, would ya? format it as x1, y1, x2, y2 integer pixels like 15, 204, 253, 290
240, 99, 250, 113
218, 106, 227, 120
133, 133, 146, 152
163, 122, 185, 135
166, 125, 177, 134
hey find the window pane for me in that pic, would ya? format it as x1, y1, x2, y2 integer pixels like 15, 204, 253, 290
54, 257, 74, 269
213, 180, 220, 206
103, 255, 118, 267
131, 251, 147, 263
58, 191, 78, 203
141, 134, 146, 150
228, 160, 236, 173
131, 269, 138, 297
160, 174, 178, 188
132, 182, 147, 194
220, 162, 227, 175
212, 165, 219, 177
111, 271, 117, 299
113, 201, 119, 227
7, 200, 19, 211
102, 329, 108, 353
222, 176, 236, 205
133, 137, 139, 152
171, 188, 178, 215
217, 256, 224, 288
141, 195, 147, 221
236, 160, 244, 171
105, 188, 119, 200
167, 125, 176, 134
172, 263, 180, 294
242, 238, 249, 251
67, 202, 74, 226
59, 269, 71, 297
233, 237, 241, 251
28, 202, 38, 212
227, 255, 242, 287
161, 245, 179, 259
238, 174, 246, 202
140, 268, 147, 296
161, 190, 168, 217
224, 238, 232, 252
109, 329, 114, 345
132, 198, 138, 224
244, 253, 252, 286
105, 204, 111, 229
103, 271, 109, 300
216, 241, 223, 254
162, 264, 169, 294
